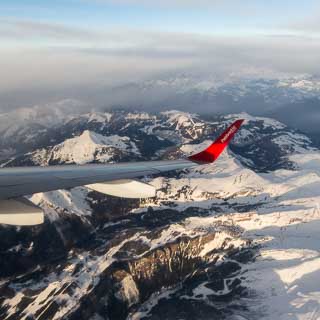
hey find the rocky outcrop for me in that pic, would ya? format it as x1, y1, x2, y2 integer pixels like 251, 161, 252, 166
66, 226, 252, 320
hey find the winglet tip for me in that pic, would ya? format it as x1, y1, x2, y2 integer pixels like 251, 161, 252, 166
188, 118, 244, 164
234, 119, 245, 127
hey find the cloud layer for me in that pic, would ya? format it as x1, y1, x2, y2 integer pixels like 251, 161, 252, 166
1, 17, 320, 110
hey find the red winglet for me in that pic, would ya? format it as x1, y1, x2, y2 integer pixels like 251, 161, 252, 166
188, 119, 244, 164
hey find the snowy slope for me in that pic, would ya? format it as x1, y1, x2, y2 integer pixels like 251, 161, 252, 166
135, 148, 320, 319
30, 187, 91, 222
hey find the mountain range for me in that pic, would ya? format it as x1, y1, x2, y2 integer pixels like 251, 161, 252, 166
0, 110, 320, 319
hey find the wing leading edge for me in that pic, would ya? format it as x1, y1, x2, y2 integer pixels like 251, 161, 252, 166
0, 119, 244, 225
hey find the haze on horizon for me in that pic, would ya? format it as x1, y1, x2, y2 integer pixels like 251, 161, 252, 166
1, 0, 320, 111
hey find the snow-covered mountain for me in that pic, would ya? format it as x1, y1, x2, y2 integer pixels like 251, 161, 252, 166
102, 74, 320, 118
0, 110, 320, 320
0, 99, 89, 160
120, 74, 320, 101
1, 109, 315, 171
4, 130, 140, 166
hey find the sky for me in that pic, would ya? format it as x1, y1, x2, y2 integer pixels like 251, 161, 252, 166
0, 0, 320, 110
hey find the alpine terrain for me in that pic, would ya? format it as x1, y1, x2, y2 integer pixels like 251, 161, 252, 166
0, 108, 320, 320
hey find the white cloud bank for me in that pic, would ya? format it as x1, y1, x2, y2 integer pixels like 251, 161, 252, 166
0, 19, 320, 110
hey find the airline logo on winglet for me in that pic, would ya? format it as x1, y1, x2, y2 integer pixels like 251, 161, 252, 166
187, 119, 244, 164
220, 125, 238, 143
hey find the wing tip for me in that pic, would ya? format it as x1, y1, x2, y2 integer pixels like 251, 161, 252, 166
234, 119, 245, 128
188, 118, 244, 164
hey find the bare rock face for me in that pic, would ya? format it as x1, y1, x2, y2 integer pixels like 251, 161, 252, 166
63, 223, 252, 320
114, 273, 140, 308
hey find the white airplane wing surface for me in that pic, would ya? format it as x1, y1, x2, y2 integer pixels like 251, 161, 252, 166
0, 119, 244, 225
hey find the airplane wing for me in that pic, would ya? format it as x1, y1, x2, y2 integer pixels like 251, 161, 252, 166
0, 119, 244, 225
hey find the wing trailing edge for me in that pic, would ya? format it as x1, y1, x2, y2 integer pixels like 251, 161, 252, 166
188, 119, 244, 164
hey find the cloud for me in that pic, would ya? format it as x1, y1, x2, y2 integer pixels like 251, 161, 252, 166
88, 0, 280, 16
287, 15, 320, 35
0, 19, 99, 42
1, 19, 320, 111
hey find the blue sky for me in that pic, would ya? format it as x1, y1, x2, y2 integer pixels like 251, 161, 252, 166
0, 0, 319, 109
1, 0, 318, 36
